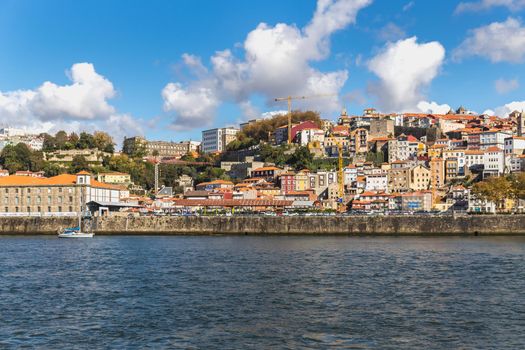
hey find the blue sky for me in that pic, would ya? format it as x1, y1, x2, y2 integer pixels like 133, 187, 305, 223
1, 0, 524, 143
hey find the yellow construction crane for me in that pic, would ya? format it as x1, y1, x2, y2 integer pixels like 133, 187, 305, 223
337, 141, 345, 212
274, 93, 336, 144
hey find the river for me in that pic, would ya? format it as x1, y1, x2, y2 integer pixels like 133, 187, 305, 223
0, 236, 524, 349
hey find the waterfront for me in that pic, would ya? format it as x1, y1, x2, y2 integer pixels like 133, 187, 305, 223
1, 236, 524, 349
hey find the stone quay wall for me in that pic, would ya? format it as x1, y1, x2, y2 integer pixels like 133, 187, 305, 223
0, 215, 524, 235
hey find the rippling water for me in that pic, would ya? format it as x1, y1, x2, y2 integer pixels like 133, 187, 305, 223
1, 236, 524, 349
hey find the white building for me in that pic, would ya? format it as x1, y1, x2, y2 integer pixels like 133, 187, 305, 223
201, 127, 239, 153
298, 128, 325, 146
479, 130, 512, 150
482, 147, 505, 178
504, 136, 525, 155
364, 174, 388, 192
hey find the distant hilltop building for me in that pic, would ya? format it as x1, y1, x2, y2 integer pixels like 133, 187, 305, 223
123, 136, 200, 158
201, 127, 239, 154
0, 127, 44, 151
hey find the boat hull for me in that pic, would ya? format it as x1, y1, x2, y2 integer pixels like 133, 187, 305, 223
58, 232, 95, 238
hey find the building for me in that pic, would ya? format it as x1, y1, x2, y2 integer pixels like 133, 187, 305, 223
365, 174, 388, 192
195, 180, 234, 191
45, 149, 111, 166
280, 172, 296, 194
410, 165, 431, 191
201, 127, 240, 153
479, 130, 512, 150
369, 118, 394, 138
251, 166, 283, 182
429, 158, 445, 189
123, 136, 200, 158
387, 161, 411, 193
482, 147, 505, 178
97, 172, 131, 185
0, 172, 128, 216
504, 136, 525, 155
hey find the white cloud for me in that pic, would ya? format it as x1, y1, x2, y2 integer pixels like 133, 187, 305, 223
417, 101, 451, 114
453, 18, 525, 63
162, 0, 372, 129
367, 36, 446, 112
0, 62, 142, 142
495, 78, 519, 94
491, 101, 525, 117
162, 82, 220, 130
455, 0, 525, 13
377, 22, 406, 42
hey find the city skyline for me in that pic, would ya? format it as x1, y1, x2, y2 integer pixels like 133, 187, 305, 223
1, 0, 524, 143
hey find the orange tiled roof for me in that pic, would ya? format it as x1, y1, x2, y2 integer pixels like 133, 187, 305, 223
0, 174, 122, 190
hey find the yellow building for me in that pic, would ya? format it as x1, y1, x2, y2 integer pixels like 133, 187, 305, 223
410, 165, 431, 191
295, 170, 309, 191
428, 144, 446, 158
97, 172, 131, 185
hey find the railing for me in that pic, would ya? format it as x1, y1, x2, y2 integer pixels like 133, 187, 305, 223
0, 212, 78, 217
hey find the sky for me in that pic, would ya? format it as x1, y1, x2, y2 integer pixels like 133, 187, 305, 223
1, 0, 525, 143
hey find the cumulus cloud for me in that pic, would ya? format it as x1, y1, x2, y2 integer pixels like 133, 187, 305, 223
162, 0, 372, 129
367, 36, 446, 112
0, 62, 142, 142
453, 18, 525, 63
489, 101, 525, 117
495, 78, 519, 94
417, 101, 451, 114
455, 0, 525, 13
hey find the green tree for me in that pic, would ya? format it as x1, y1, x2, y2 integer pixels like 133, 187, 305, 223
55, 130, 68, 149
70, 155, 89, 173
288, 146, 313, 170
77, 132, 95, 149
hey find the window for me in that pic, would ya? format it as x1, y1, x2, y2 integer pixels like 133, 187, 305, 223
69, 196, 73, 202
47, 196, 51, 204
27, 207, 30, 213
58, 206, 62, 212
3, 198, 7, 205
15, 197, 19, 205
26, 196, 30, 205
37, 196, 41, 204
48, 206, 52, 212
4, 188, 7, 194
27, 188, 31, 194
69, 206, 73, 212
3, 207, 7, 212
37, 206, 41, 212
58, 196, 62, 204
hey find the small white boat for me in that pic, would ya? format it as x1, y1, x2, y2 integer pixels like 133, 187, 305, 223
58, 228, 94, 238
58, 192, 94, 238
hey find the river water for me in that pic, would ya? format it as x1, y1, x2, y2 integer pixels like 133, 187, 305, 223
0, 236, 524, 349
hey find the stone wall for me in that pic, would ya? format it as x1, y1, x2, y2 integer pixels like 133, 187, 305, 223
0, 215, 524, 235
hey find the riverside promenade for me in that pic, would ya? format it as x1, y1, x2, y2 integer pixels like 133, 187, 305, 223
0, 215, 524, 235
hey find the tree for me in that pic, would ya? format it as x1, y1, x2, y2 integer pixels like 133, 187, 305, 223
238, 110, 321, 144
0, 143, 40, 173
472, 176, 513, 209
77, 132, 95, 149
70, 155, 89, 173
93, 131, 115, 153
288, 146, 313, 171
55, 130, 69, 149
42, 133, 56, 152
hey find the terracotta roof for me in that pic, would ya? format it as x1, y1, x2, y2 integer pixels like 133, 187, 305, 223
485, 146, 503, 152
0, 174, 122, 190
253, 166, 282, 172
172, 199, 293, 207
